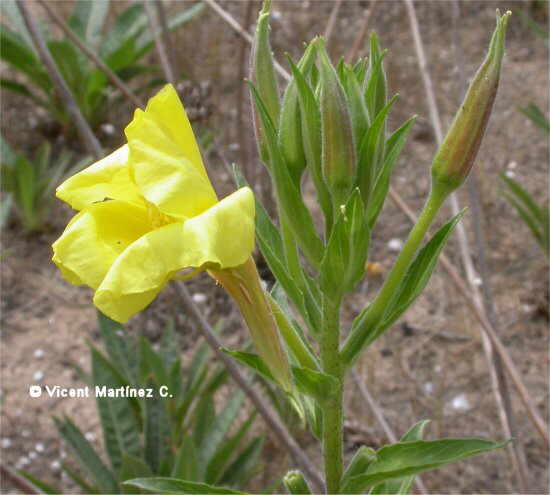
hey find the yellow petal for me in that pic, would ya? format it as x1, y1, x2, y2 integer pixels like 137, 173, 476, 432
56, 146, 143, 210
94, 187, 255, 322
125, 85, 218, 220
52, 200, 151, 289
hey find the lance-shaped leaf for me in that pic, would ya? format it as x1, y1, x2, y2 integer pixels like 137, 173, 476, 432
368, 116, 417, 229
365, 34, 387, 121
342, 210, 463, 366
124, 477, 245, 494
341, 446, 377, 492
248, 82, 324, 267
356, 95, 398, 207
341, 438, 508, 493
370, 420, 431, 495
320, 188, 369, 297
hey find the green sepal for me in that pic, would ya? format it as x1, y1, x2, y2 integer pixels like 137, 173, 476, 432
320, 188, 369, 297
248, 81, 324, 268
278, 41, 317, 183
286, 52, 334, 233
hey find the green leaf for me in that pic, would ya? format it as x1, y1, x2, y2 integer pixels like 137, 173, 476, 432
370, 420, 430, 495
125, 477, 245, 494
119, 453, 153, 494
172, 436, 199, 482
92, 348, 142, 471
219, 436, 264, 488
341, 446, 377, 491
54, 417, 118, 493
0, 79, 49, 108
519, 102, 550, 134
376, 211, 465, 335
17, 471, 58, 494
365, 34, 387, 121
320, 189, 369, 297
248, 81, 324, 268
199, 390, 245, 469
223, 348, 274, 382
97, 311, 139, 384
342, 438, 507, 493
356, 94, 398, 205
69, 0, 110, 48
144, 379, 172, 473
205, 413, 257, 485
292, 366, 339, 403
368, 116, 417, 229
61, 462, 98, 494
101, 3, 146, 57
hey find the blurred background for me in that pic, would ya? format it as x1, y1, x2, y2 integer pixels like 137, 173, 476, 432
1, 0, 548, 493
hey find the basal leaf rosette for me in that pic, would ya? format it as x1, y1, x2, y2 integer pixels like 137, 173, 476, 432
52, 85, 255, 323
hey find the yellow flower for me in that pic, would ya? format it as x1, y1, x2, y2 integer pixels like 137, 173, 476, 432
52, 85, 255, 323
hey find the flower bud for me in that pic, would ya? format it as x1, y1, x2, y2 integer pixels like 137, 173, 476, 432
209, 257, 293, 393
317, 38, 357, 207
278, 41, 317, 183
431, 10, 511, 194
283, 470, 312, 494
251, 0, 280, 164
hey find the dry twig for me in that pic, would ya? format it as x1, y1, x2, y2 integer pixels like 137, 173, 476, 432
0, 464, 40, 494
144, 0, 176, 86
16, 0, 102, 159
347, 0, 379, 62
36, 0, 144, 109
324, 0, 343, 45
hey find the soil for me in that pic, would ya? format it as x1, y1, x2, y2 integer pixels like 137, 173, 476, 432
1, 1, 549, 494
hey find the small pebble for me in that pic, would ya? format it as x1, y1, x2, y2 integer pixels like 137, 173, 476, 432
472, 277, 483, 287
33, 349, 45, 359
451, 393, 471, 412
29, 451, 37, 460
1, 438, 12, 449
50, 460, 61, 472
505, 170, 516, 178
507, 161, 517, 169
35, 442, 45, 453
423, 382, 434, 394
388, 238, 403, 252
101, 123, 115, 135
192, 293, 207, 304
21, 430, 30, 438
85, 432, 96, 442
272, 9, 282, 20
33, 371, 44, 381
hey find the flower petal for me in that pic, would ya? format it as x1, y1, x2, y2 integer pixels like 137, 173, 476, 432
52, 200, 151, 289
125, 85, 218, 219
56, 146, 143, 210
94, 187, 255, 322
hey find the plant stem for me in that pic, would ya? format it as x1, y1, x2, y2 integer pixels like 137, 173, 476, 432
320, 294, 344, 494
341, 186, 448, 366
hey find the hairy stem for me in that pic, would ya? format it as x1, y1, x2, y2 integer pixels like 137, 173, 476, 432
321, 294, 344, 493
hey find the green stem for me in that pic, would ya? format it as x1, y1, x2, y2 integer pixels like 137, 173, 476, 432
341, 186, 449, 367
320, 294, 343, 494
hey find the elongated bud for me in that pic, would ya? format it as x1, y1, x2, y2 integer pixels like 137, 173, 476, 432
278, 41, 317, 183
365, 33, 387, 120
251, 0, 280, 164
209, 257, 293, 393
317, 38, 357, 207
431, 10, 511, 194
283, 470, 311, 494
